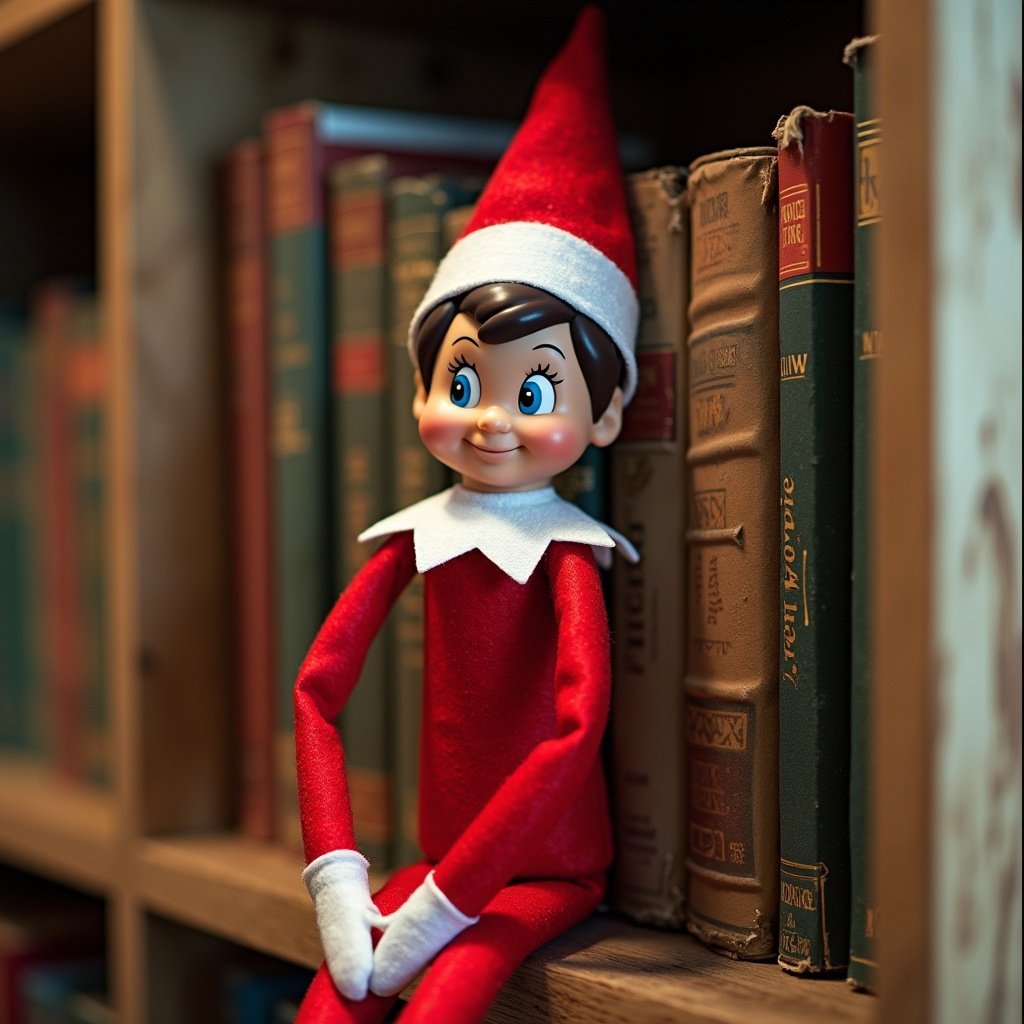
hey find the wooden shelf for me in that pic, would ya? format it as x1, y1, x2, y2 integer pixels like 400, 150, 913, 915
0, 755, 117, 894
133, 833, 875, 1024
137, 834, 321, 967
488, 917, 875, 1024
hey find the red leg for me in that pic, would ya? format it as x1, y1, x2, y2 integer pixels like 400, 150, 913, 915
294, 861, 433, 1024
397, 873, 604, 1024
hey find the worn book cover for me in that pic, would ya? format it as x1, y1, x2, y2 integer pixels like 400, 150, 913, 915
684, 147, 780, 959
844, 34, 882, 993
773, 106, 854, 973
0, 302, 40, 758
609, 166, 689, 927
224, 138, 276, 841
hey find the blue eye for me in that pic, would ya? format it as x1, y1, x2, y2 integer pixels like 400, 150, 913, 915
450, 365, 480, 408
519, 373, 557, 415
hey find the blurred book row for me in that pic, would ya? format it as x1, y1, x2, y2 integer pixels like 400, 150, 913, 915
0, 866, 322, 1024
0, 281, 108, 787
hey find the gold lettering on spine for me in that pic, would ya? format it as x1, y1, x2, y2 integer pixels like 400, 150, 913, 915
781, 475, 808, 687
780, 195, 806, 246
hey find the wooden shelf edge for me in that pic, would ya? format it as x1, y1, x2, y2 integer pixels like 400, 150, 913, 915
490, 915, 878, 1024
0, 0, 92, 48
137, 833, 323, 968
135, 834, 877, 1024
0, 754, 117, 893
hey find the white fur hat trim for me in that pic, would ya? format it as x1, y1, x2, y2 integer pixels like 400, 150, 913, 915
407, 220, 639, 405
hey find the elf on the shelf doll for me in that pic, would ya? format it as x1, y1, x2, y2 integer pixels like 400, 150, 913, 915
292, 8, 640, 1022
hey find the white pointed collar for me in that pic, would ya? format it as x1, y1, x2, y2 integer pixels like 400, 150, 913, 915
358, 484, 639, 585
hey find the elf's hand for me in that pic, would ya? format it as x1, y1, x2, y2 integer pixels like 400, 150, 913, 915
303, 849, 385, 1000
368, 871, 479, 996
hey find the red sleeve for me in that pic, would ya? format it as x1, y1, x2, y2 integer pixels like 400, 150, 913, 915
432, 542, 612, 916
293, 532, 416, 863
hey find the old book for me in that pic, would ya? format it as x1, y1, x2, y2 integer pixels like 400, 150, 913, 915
328, 153, 397, 866
224, 138, 276, 841
0, 881, 104, 1024
843, 34, 882, 994
31, 280, 102, 783
608, 166, 689, 927
0, 301, 39, 757
684, 147, 780, 959
773, 106, 854, 973
64, 296, 108, 788
264, 102, 511, 850
386, 176, 481, 866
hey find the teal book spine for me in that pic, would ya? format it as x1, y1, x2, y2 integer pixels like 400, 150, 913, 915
264, 106, 338, 850
329, 153, 395, 867
774, 107, 855, 973
67, 295, 109, 787
0, 302, 38, 755
844, 35, 882, 993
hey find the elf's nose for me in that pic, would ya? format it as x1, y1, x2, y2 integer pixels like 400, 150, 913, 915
477, 405, 512, 434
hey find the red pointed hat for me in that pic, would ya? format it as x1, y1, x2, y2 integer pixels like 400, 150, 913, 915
409, 5, 640, 403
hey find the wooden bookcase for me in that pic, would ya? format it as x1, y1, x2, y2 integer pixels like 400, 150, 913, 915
1, 0, 992, 1021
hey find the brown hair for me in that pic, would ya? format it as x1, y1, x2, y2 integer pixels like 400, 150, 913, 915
414, 283, 623, 422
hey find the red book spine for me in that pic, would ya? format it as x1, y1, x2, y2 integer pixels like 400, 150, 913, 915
226, 139, 276, 839
33, 281, 83, 779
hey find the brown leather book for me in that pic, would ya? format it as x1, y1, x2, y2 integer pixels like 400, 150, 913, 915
609, 166, 689, 927
684, 147, 780, 959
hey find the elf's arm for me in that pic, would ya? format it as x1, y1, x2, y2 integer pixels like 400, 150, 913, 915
294, 530, 416, 999
294, 530, 416, 859
370, 540, 610, 995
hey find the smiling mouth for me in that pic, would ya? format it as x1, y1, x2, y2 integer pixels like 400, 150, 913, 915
467, 440, 522, 459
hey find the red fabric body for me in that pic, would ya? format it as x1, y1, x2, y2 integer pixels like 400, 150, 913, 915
459, 5, 636, 288
293, 532, 614, 918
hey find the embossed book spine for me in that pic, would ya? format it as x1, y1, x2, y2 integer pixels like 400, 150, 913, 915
774, 107, 854, 973
684, 147, 780, 958
329, 154, 396, 866
609, 166, 689, 927
844, 34, 882, 993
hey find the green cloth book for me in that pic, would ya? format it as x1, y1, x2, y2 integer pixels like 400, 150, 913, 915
774, 106, 854, 973
65, 295, 108, 787
329, 153, 398, 867
844, 35, 882, 993
387, 175, 481, 866
0, 301, 40, 756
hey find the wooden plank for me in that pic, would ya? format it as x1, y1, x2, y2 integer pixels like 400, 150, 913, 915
875, 3, 934, 1023
138, 835, 875, 1024
0, 755, 116, 893
486, 916, 876, 1024
137, 835, 322, 968
0, 0, 91, 49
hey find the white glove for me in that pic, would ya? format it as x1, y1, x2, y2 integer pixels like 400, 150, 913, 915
303, 849, 385, 1000
369, 871, 479, 997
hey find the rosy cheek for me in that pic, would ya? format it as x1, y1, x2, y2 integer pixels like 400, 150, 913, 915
521, 417, 588, 464
418, 403, 463, 455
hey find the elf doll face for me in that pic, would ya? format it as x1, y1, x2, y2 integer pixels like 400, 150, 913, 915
414, 312, 622, 493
